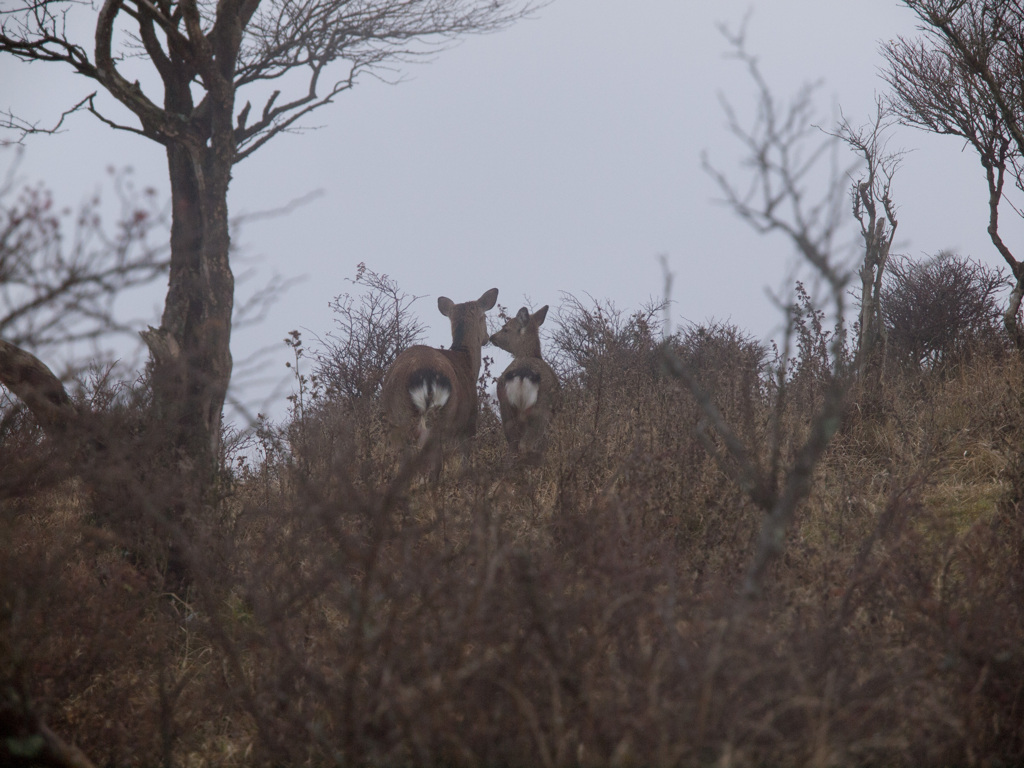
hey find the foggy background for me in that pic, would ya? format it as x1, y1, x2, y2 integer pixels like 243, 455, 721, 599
3, 0, 1016, 422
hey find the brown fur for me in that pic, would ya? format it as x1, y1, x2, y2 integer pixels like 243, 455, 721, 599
380, 288, 498, 479
490, 305, 561, 464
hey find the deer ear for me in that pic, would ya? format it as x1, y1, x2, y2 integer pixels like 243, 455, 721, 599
438, 296, 455, 316
532, 305, 549, 326
516, 307, 530, 324
478, 287, 499, 310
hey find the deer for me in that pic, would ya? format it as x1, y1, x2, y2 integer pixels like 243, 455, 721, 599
490, 305, 561, 465
381, 287, 498, 480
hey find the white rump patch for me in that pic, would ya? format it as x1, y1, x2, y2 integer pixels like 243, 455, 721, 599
409, 378, 451, 414
505, 376, 539, 411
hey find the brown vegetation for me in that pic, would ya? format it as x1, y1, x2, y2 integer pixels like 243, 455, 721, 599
3, 284, 1024, 767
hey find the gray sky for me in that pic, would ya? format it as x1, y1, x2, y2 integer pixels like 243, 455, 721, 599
3, 0, 1018, 420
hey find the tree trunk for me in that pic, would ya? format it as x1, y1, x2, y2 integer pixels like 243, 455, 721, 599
856, 218, 892, 383
0, 340, 77, 435
145, 144, 234, 470
1005, 273, 1024, 350
136, 141, 233, 590
142, 48, 236, 475
857, 262, 880, 366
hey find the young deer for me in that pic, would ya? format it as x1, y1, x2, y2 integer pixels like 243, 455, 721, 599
490, 305, 561, 464
381, 287, 498, 480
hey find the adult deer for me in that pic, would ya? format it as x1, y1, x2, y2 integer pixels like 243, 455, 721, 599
490, 305, 561, 464
381, 287, 498, 480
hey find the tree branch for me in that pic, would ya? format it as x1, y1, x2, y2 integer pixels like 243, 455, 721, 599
0, 339, 76, 435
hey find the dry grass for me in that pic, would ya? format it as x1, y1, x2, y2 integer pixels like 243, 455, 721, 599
3, 305, 1024, 767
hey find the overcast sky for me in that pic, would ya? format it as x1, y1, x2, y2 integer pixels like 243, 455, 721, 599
3, 0, 1019, 421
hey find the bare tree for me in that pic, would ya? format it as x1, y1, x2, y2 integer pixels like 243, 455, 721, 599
695, 21, 861, 598
0, 0, 540, 474
700, 25, 849, 294
0, 150, 169, 369
829, 104, 902, 378
883, 0, 1024, 348
695, 30, 905, 597
702, 23, 903, 373
313, 262, 426, 401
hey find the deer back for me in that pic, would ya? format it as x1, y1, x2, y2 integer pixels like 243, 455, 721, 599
381, 288, 498, 445
491, 305, 561, 457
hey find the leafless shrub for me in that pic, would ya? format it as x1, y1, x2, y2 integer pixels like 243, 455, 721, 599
312, 262, 426, 401
670, 320, 768, 444
0, 150, 169, 371
546, 293, 684, 492
549, 293, 664, 387
674, 321, 767, 387
269, 264, 429, 490
883, 251, 1009, 371
5, 311, 1024, 767
695, 16, 858, 598
780, 281, 851, 405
